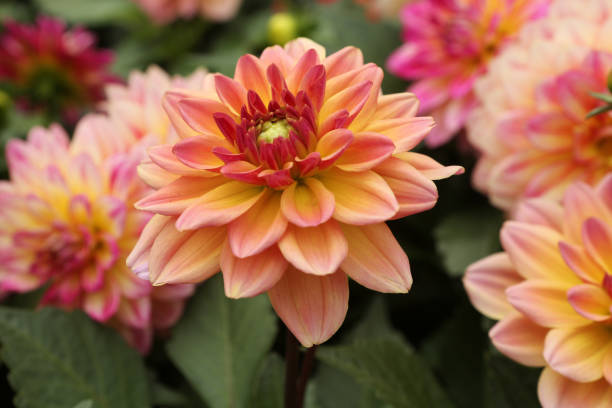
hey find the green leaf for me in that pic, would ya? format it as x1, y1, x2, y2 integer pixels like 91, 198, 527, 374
484, 352, 540, 408
586, 104, 612, 119
33, 0, 137, 25
0, 307, 150, 408
151, 381, 189, 407
249, 353, 284, 408
317, 336, 455, 408
435, 207, 503, 277
166, 275, 278, 408
345, 297, 396, 342
589, 91, 612, 104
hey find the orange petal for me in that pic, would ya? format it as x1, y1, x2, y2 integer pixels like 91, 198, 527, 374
135, 176, 226, 215
463, 252, 523, 320
323, 46, 363, 79
163, 90, 207, 139
562, 182, 609, 243
137, 160, 179, 189
126, 214, 173, 274
365, 117, 434, 153
284, 38, 326, 62
398, 152, 464, 180
319, 168, 398, 225
567, 284, 612, 322
227, 190, 287, 257
280, 178, 335, 227
286, 48, 320, 94
335, 132, 395, 172
234, 54, 271, 103
176, 181, 265, 230
268, 267, 348, 347
582, 217, 612, 273
319, 80, 372, 126
559, 241, 606, 284
538, 367, 612, 408
214, 74, 247, 115
544, 325, 611, 382
514, 198, 564, 232
340, 223, 412, 293
148, 144, 207, 176
278, 220, 348, 276
596, 173, 612, 211
490, 314, 548, 367
506, 281, 588, 328
501, 221, 577, 282
316, 128, 354, 169
373, 93, 419, 119
173, 135, 229, 170
220, 242, 287, 298
149, 223, 225, 285
374, 156, 437, 218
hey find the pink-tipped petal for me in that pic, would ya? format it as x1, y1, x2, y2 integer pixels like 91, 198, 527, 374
268, 267, 348, 347
172, 135, 229, 170
316, 128, 354, 169
280, 178, 335, 228
514, 198, 564, 232
234, 54, 271, 102
365, 117, 434, 153
538, 367, 612, 408
567, 284, 612, 322
582, 217, 612, 273
278, 220, 348, 276
399, 152, 464, 180
558, 241, 605, 284
490, 314, 548, 367
340, 223, 412, 293
335, 132, 395, 172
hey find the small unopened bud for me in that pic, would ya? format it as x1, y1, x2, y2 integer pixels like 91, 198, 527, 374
267, 13, 298, 46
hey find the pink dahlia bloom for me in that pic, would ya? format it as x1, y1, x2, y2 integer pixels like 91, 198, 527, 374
464, 175, 612, 408
132, 0, 242, 24
128, 38, 463, 346
469, 0, 612, 211
0, 120, 194, 354
0, 17, 118, 122
387, 0, 550, 147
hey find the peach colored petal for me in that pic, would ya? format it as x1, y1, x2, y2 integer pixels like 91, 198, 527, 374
234, 54, 271, 102
278, 220, 348, 276
175, 181, 265, 230
323, 46, 364, 79
319, 168, 398, 225
149, 223, 225, 285
514, 198, 564, 232
268, 267, 348, 347
373, 93, 419, 119
506, 280, 589, 328
374, 156, 438, 218
559, 241, 606, 284
596, 173, 612, 212
220, 242, 287, 298
463, 252, 523, 320
227, 190, 287, 258
567, 284, 612, 322
285, 38, 326, 62
172, 135, 229, 170
137, 160, 179, 189
286, 49, 320, 95
544, 325, 612, 382
398, 152, 464, 180
214, 74, 247, 115
163, 91, 215, 139
490, 314, 548, 367
604, 347, 612, 385
340, 223, 412, 293
316, 128, 354, 169
175, 96, 236, 138
147, 144, 208, 176
319, 81, 372, 126
365, 117, 434, 153
280, 178, 334, 228
126, 214, 173, 273
538, 367, 612, 408
501, 221, 577, 282
135, 176, 226, 215
582, 217, 612, 273
335, 132, 395, 172
562, 182, 610, 243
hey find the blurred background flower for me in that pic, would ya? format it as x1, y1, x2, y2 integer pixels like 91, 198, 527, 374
132, 0, 243, 24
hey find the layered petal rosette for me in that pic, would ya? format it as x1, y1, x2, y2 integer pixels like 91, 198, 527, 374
464, 175, 612, 408
130, 38, 463, 346
0, 123, 194, 353
387, 0, 550, 146
0, 17, 118, 122
132, 0, 242, 24
469, 0, 612, 211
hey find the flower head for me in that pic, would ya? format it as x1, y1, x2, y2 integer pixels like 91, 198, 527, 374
387, 0, 550, 146
0, 118, 194, 353
0, 17, 118, 122
464, 175, 612, 408
469, 0, 612, 211
130, 38, 463, 346
132, 0, 242, 23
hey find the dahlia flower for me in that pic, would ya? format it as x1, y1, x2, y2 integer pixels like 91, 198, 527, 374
464, 175, 612, 408
0, 122, 194, 353
387, 0, 550, 146
0, 17, 118, 122
128, 38, 463, 346
469, 0, 612, 211
132, 0, 242, 24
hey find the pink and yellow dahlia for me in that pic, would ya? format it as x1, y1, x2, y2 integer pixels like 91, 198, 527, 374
0, 122, 194, 353
469, 0, 612, 211
387, 0, 550, 146
464, 176, 612, 407
132, 0, 242, 24
0, 17, 118, 122
128, 38, 463, 346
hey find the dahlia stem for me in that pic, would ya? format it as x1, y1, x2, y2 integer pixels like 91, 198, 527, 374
284, 329, 317, 408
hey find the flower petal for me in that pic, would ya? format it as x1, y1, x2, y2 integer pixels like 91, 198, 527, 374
234, 54, 271, 102
490, 314, 548, 367
316, 128, 354, 169
214, 74, 247, 115
173, 135, 230, 170
340, 223, 412, 293
281, 178, 334, 227
538, 367, 612, 408
278, 220, 348, 276
319, 168, 398, 225
220, 242, 287, 298
567, 284, 612, 322
365, 117, 434, 153
335, 132, 395, 172
398, 152, 464, 180
463, 252, 523, 320
268, 267, 348, 347
559, 241, 605, 284
176, 181, 266, 230
582, 217, 612, 273
514, 198, 564, 232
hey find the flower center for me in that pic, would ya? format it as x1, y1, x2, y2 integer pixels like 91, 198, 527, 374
257, 119, 291, 144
